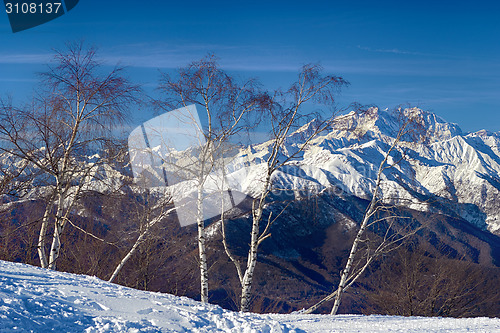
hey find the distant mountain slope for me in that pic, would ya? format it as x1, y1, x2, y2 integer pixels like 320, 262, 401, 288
4, 107, 499, 233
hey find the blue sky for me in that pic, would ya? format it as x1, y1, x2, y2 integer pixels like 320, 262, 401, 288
1, 1, 499, 132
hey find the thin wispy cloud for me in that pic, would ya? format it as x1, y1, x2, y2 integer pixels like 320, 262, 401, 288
0, 78, 37, 83
100, 42, 475, 77
0, 53, 52, 64
0, 43, 446, 76
99, 42, 305, 72
0, 43, 301, 75
356, 45, 439, 57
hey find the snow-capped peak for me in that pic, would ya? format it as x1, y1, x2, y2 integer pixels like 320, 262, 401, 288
239, 107, 500, 234
339, 107, 462, 143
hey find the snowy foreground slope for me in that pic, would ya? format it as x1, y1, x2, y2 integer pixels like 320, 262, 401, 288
1, 261, 499, 333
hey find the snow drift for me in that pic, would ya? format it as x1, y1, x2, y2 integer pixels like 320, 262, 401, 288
1, 260, 499, 332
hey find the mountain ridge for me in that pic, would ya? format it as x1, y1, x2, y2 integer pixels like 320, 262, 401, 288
233, 107, 500, 234
3, 107, 499, 234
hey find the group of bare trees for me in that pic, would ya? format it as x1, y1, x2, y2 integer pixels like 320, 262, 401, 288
0, 43, 140, 271
0, 42, 462, 315
148, 55, 360, 311
359, 242, 500, 317
154, 57, 272, 304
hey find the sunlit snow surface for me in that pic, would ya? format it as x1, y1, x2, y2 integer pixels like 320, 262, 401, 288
1, 261, 499, 332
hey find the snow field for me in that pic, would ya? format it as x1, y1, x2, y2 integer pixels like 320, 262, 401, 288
1, 261, 499, 332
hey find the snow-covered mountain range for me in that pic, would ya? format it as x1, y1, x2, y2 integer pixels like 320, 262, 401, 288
232, 107, 500, 234
5, 107, 500, 236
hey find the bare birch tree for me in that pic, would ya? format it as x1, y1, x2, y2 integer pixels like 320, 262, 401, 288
108, 192, 176, 283
303, 106, 428, 315
219, 64, 350, 312
0, 42, 140, 270
157, 55, 270, 303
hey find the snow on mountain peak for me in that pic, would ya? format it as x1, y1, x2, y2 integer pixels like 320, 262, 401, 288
338, 107, 462, 144
248, 107, 500, 234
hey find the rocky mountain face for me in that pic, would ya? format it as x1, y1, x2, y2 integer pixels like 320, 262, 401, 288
233, 107, 500, 235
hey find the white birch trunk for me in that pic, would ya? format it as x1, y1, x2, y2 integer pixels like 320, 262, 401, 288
48, 192, 66, 270
197, 181, 209, 303
109, 221, 152, 283
37, 205, 52, 268
108, 227, 147, 283
47, 220, 63, 270
109, 206, 175, 283
239, 170, 271, 312
330, 126, 405, 315
47, 117, 77, 270
239, 202, 262, 312
302, 119, 410, 315
330, 180, 380, 314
